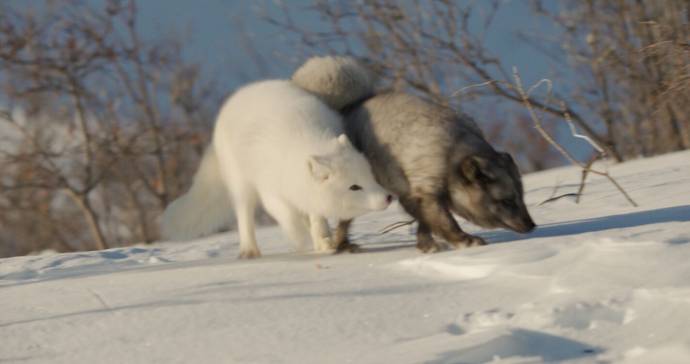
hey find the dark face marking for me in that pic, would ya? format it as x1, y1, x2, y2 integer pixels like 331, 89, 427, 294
449, 152, 536, 233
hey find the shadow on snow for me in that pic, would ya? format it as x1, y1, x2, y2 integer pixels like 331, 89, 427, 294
427, 328, 602, 364
481, 205, 690, 244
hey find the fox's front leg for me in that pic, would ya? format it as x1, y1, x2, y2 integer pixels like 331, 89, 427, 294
398, 195, 445, 253
309, 214, 334, 252
415, 220, 442, 253
418, 196, 486, 248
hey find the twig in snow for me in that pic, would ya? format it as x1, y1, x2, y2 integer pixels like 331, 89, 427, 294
512, 67, 638, 207
576, 154, 600, 203
87, 288, 111, 310
538, 193, 580, 206
378, 219, 416, 235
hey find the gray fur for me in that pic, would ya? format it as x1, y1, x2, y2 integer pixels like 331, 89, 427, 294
292, 57, 536, 252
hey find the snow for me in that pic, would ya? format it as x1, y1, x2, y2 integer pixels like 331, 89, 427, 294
2, 150, 690, 364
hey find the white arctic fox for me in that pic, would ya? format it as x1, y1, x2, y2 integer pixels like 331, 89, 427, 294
161, 80, 391, 258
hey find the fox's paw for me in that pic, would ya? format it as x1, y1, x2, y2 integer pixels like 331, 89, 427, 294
239, 248, 262, 259
335, 241, 361, 254
452, 235, 487, 249
417, 239, 444, 253
466, 235, 487, 247
314, 236, 336, 252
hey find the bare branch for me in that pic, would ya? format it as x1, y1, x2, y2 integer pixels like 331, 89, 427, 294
513, 67, 637, 207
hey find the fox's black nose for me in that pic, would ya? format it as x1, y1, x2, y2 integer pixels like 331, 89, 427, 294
521, 219, 536, 233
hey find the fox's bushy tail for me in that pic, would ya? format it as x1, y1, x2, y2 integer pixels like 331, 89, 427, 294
160, 145, 232, 241
292, 56, 376, 111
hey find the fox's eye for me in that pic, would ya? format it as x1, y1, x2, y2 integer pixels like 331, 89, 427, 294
349, 184, 362, 191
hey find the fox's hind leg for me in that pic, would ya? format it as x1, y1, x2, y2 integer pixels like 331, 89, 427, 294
218, 147, 261, 259
228, 181, 261, 259
308, 215, 334, 252
262, 196, 310, 251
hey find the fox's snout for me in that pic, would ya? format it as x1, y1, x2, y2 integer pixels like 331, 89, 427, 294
510, 215, 536, 234
371, 193, 394, 211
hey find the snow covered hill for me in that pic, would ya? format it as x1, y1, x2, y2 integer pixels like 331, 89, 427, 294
2, 150, 690, 364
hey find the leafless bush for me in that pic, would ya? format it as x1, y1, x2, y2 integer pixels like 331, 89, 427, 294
264, 0, 689, 164
530, 0, 690, 159
263, 1, 586, 167
512, 69, 637, 207
0, 0, 219, 256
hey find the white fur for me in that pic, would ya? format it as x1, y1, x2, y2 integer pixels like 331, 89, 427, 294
160, 145, 232, 241
292, 56, 376, 110
161, 80, 390, 258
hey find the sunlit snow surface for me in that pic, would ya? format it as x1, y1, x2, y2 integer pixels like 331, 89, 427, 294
2, 151, 690, 364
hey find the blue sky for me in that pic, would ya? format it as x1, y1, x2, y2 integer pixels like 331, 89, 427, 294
5, 0, 592, 161
127, 0, 565, 89
5, 0, 567, 94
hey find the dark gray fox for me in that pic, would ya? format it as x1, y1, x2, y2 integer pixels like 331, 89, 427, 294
292, 56, 535, 253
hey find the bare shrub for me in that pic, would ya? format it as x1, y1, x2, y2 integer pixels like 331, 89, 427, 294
262, 1, 589, 166
528, 0, 689, 158
264, 0, 689, 163
0, 0, 219, 256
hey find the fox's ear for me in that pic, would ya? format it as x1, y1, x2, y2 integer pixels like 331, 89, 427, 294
308, 155, 333, 182
499, 152, 514, 165
460, 155, 490, 184
499, 151, 522, 176
337, 134, 352, 147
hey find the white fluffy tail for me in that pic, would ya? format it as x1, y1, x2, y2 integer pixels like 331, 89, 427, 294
160, 145, 232, 241
292, 56, 376, 111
